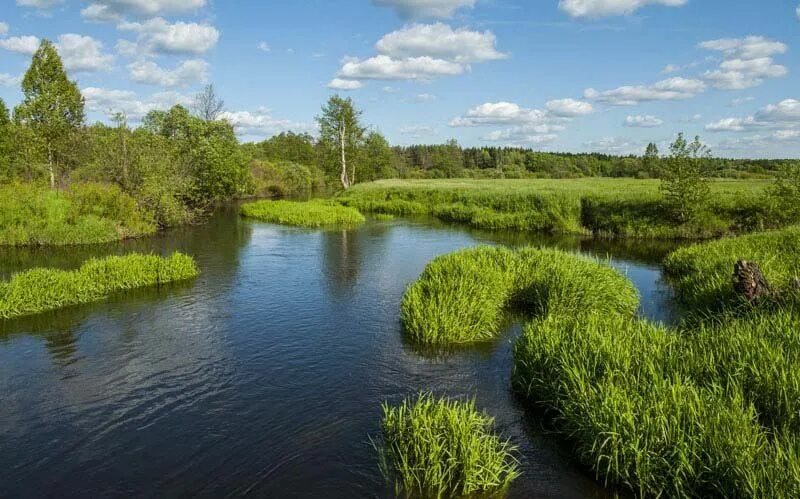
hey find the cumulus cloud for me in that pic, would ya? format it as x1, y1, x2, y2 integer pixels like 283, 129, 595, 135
624, 115, 664, 127
375, 23, 507, 64
559, 0, 687, 19
584, 77, 705, 106
82, 86, 193, 120
128, 59, 209, 87
332, 23, 505, 86
118, 17, 219, 56
0, 73, 21, 87
483, 126, 560, 145
218, 107, 317, 140
449, 101, 551, 127
81, 0, 206, 22
584, 136, 644, 154
546, 98, 594, 117
338, 54, 464, 80
0, 35, 40, 55
699, 36, 788, 90
705, 99, 800, 133
373, 0, 475, 19
327, 78, 364, 90
56, 34, 114, 73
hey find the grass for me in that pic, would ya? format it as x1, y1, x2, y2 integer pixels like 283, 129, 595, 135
0, 182, 157, 246
0, 252, 199, 319
400, 246, 638, 345
664, 226, 800, 309
405, 233, 800, 497
240, 199, 365, 227
339, 178, 776, 239
378, 393, 520, 497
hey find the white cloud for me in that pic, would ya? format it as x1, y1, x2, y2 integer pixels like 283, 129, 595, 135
327, 78, 364, 90
546, 98, 593, 117
338, 54, 464, 81
257, 41, 270, 52
705, 99, 800, 133
373, 0, 475, 19
559, 0, 687, 19
81, 0, 206, 22
699, 36, 788, 90
383, 86, 399, 93
483, 125, 561, 145
414, 93, 437, 102
118, 18, 219, 56
399, 125, 437, 138
0, 22, 8, 36
624, 115, 664, 127
16, 0, 63, 9
584, 136, 644, 154
128, 59, 209, 87
376, 23, 507, 64
56, 34, 114, 73
218, 107, 317, 140
730, 96, 755, 106
0, 35, 40, 55
449, 101, 550, 127
82, 86, 193, 120
584, 77, 705, 106
0, 73, 21, 87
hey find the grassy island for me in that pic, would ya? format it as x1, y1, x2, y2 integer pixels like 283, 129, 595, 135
0, 252, 199, 319
378, 393, 519, 497
240, 199, 365, 227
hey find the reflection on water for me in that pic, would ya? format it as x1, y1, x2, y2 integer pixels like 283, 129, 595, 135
0, 209, 683, 498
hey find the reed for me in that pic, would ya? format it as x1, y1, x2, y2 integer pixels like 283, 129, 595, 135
0, 252, 199, 319
240, 199, 365, 227
378, 393, 520, 497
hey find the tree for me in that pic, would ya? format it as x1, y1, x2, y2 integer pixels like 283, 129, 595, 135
361, 131, 397, 181
14, 39, 85, 189
192, 84, 225, 122
317, 95, 365, 189
0, 97, 9, 127
661, 133, 711, 223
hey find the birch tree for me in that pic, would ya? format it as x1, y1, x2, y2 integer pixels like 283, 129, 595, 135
14, 40, 85, 189
317, 95, 365, 189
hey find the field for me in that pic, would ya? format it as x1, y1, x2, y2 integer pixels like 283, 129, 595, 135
339, 178, 774, 239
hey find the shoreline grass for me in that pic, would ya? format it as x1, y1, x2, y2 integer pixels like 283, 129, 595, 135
240, 199, 365, 227
0, 252, 199, 319
378, 393, 520, 497
339, 178, 777, 239
0, 183, 158, 246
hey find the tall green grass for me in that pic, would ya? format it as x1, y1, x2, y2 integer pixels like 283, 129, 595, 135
340, 179, 778, 239
0, 182, 157, 246
240, 199, 365, 227
400, 246, 638, 345
664, 226, 800, 309
378, 393, 520, 497
0, 252, 199, 319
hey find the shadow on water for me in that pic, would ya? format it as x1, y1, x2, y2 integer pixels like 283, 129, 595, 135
0, 209, 687, 498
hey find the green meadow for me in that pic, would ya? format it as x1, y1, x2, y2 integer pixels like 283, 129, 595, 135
240, 199, 366, 228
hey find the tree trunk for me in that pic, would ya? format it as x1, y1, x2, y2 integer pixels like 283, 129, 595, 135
733, 260, 771, 302
339, 125, 350, 189
47, 143, 55, 190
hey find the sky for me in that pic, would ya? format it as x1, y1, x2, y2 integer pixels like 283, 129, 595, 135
0, 0, 799, 158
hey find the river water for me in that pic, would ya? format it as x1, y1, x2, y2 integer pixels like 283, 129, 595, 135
0, 206, 680, 498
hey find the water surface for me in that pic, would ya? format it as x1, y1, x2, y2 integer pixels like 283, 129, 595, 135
0, 207, 679, 498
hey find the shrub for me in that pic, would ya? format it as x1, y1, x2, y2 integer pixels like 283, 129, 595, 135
378, 393, 519, 497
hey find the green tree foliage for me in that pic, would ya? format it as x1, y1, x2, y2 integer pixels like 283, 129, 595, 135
317, 95, 365, 189
360, 131, 398, 182
768, 161, 800, 224
14, 39, 85, 189
0, 98, 11, 181
660, 133, 711, 223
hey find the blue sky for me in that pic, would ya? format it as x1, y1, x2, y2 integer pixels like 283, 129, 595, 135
1, 0, 798, 158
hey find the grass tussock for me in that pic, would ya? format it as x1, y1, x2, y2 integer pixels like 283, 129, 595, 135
0, 252, 199, 319
339, 178, 777, 239
378, 393, 520, 497
0, 182, 157, 246
400, 246, 638, 345
664, 226, 800, 309
240, 199, 365, 227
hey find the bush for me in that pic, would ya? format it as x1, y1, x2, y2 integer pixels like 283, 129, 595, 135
378, 393, 519, 497
0, 252, 198, 319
